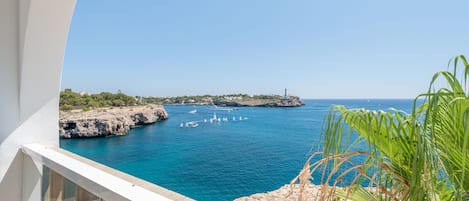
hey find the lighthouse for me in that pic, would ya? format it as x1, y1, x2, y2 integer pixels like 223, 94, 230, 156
284, 88, 288, 99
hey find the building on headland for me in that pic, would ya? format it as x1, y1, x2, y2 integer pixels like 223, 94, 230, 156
0, 1, 192, 200
79, 91, 89, 96
284, 88, 289, 99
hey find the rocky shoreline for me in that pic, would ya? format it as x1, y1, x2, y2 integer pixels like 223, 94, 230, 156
235, 184, 324, 201
142, 94, 305, 107
235, 184, 378, 201
59, 104, 168, 138
214, 96, 304, 107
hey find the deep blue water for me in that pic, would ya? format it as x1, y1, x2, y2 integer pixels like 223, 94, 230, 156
60, 99, 415, 201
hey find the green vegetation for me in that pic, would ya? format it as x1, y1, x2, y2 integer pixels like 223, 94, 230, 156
295, 55, 469, 200
59, 89, 138, 111
142, 94, 286, 105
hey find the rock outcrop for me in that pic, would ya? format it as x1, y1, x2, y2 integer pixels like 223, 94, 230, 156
234, 184, 323, 201
59, 104, 168, 138
215, 96, 305, 107
235, 184, 376, 201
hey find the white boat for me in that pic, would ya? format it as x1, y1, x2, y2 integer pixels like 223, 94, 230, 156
211, 113, 220, 122
212, 106, 235, 112
232, 117, 236, 121
188, 109, 197, 114
180, 123, 184, 128
185, 122, 199, 128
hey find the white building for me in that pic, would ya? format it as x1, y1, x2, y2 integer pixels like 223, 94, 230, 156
0, 1, 191, 200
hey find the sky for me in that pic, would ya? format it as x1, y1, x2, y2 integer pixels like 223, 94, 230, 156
61, 0, 469, 99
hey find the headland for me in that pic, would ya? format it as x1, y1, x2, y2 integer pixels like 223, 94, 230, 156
142, 94, 305, 107
59, 104, 168, 138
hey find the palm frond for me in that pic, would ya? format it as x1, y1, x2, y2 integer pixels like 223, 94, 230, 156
297, 55, 469, 200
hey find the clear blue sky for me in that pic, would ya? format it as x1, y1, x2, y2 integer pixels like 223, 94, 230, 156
61, 0, 469, 99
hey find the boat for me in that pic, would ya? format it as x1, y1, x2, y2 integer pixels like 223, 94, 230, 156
238, 116, 248, 121
188, 109, 197, 114
212, 112, 220, 122
180, 123, 184, 128
185, 122, 199, 128
217, 108, 233, 112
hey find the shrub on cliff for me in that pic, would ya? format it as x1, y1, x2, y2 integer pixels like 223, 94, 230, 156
59, 89, 139, 110
61, 104, 74, 111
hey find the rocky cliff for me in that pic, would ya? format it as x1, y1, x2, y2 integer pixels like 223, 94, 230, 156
234, 184, 323, 201
235, 184, 375, 200
59, 104, 168, 138
215, 96, 305, 107
142, 94, 305, 107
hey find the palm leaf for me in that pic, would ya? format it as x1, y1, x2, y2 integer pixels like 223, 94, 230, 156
297, 55, 469, 200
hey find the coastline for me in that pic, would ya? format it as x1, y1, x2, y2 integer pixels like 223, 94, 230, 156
142, 95, 305, 107
234, 184, 324, 201
59, 104, 168, 138
235, 183, 377, 201
158, 98, 305, 107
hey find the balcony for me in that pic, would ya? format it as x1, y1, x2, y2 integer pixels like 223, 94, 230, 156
23, 144, 193, 201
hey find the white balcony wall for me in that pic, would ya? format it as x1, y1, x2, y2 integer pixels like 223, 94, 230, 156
0, 0, 76, 200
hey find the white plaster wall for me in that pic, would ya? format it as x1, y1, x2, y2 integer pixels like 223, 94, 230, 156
0, 0, 20, 146
0, 0, 76, 200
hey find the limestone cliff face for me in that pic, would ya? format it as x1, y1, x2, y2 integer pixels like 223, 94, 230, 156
234, 184, 323, 201
263, 96, 305, 107
215, 96, 305, 107
59, 104, 168, 138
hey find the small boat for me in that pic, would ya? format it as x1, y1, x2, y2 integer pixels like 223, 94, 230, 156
232, 117, 236, 121
188, 109, 197, 114
180, 123, 184, 128
213, 107, 234, 112
186, 122, 199, 128
211, 113, 220, 122
203, 119, 207, 123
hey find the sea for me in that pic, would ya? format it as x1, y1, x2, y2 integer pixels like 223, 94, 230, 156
60, 99, 416, 201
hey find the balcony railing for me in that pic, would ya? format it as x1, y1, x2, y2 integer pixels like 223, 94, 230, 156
22, 144, 194, 201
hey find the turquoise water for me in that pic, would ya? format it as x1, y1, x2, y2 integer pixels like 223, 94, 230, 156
60, 99, 415, 201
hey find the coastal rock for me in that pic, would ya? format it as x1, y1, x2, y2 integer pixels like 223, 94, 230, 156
234, 184, 324, 201
235, 184, 376, 201
59, 104, 168, 138
215, 96, 305, 107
